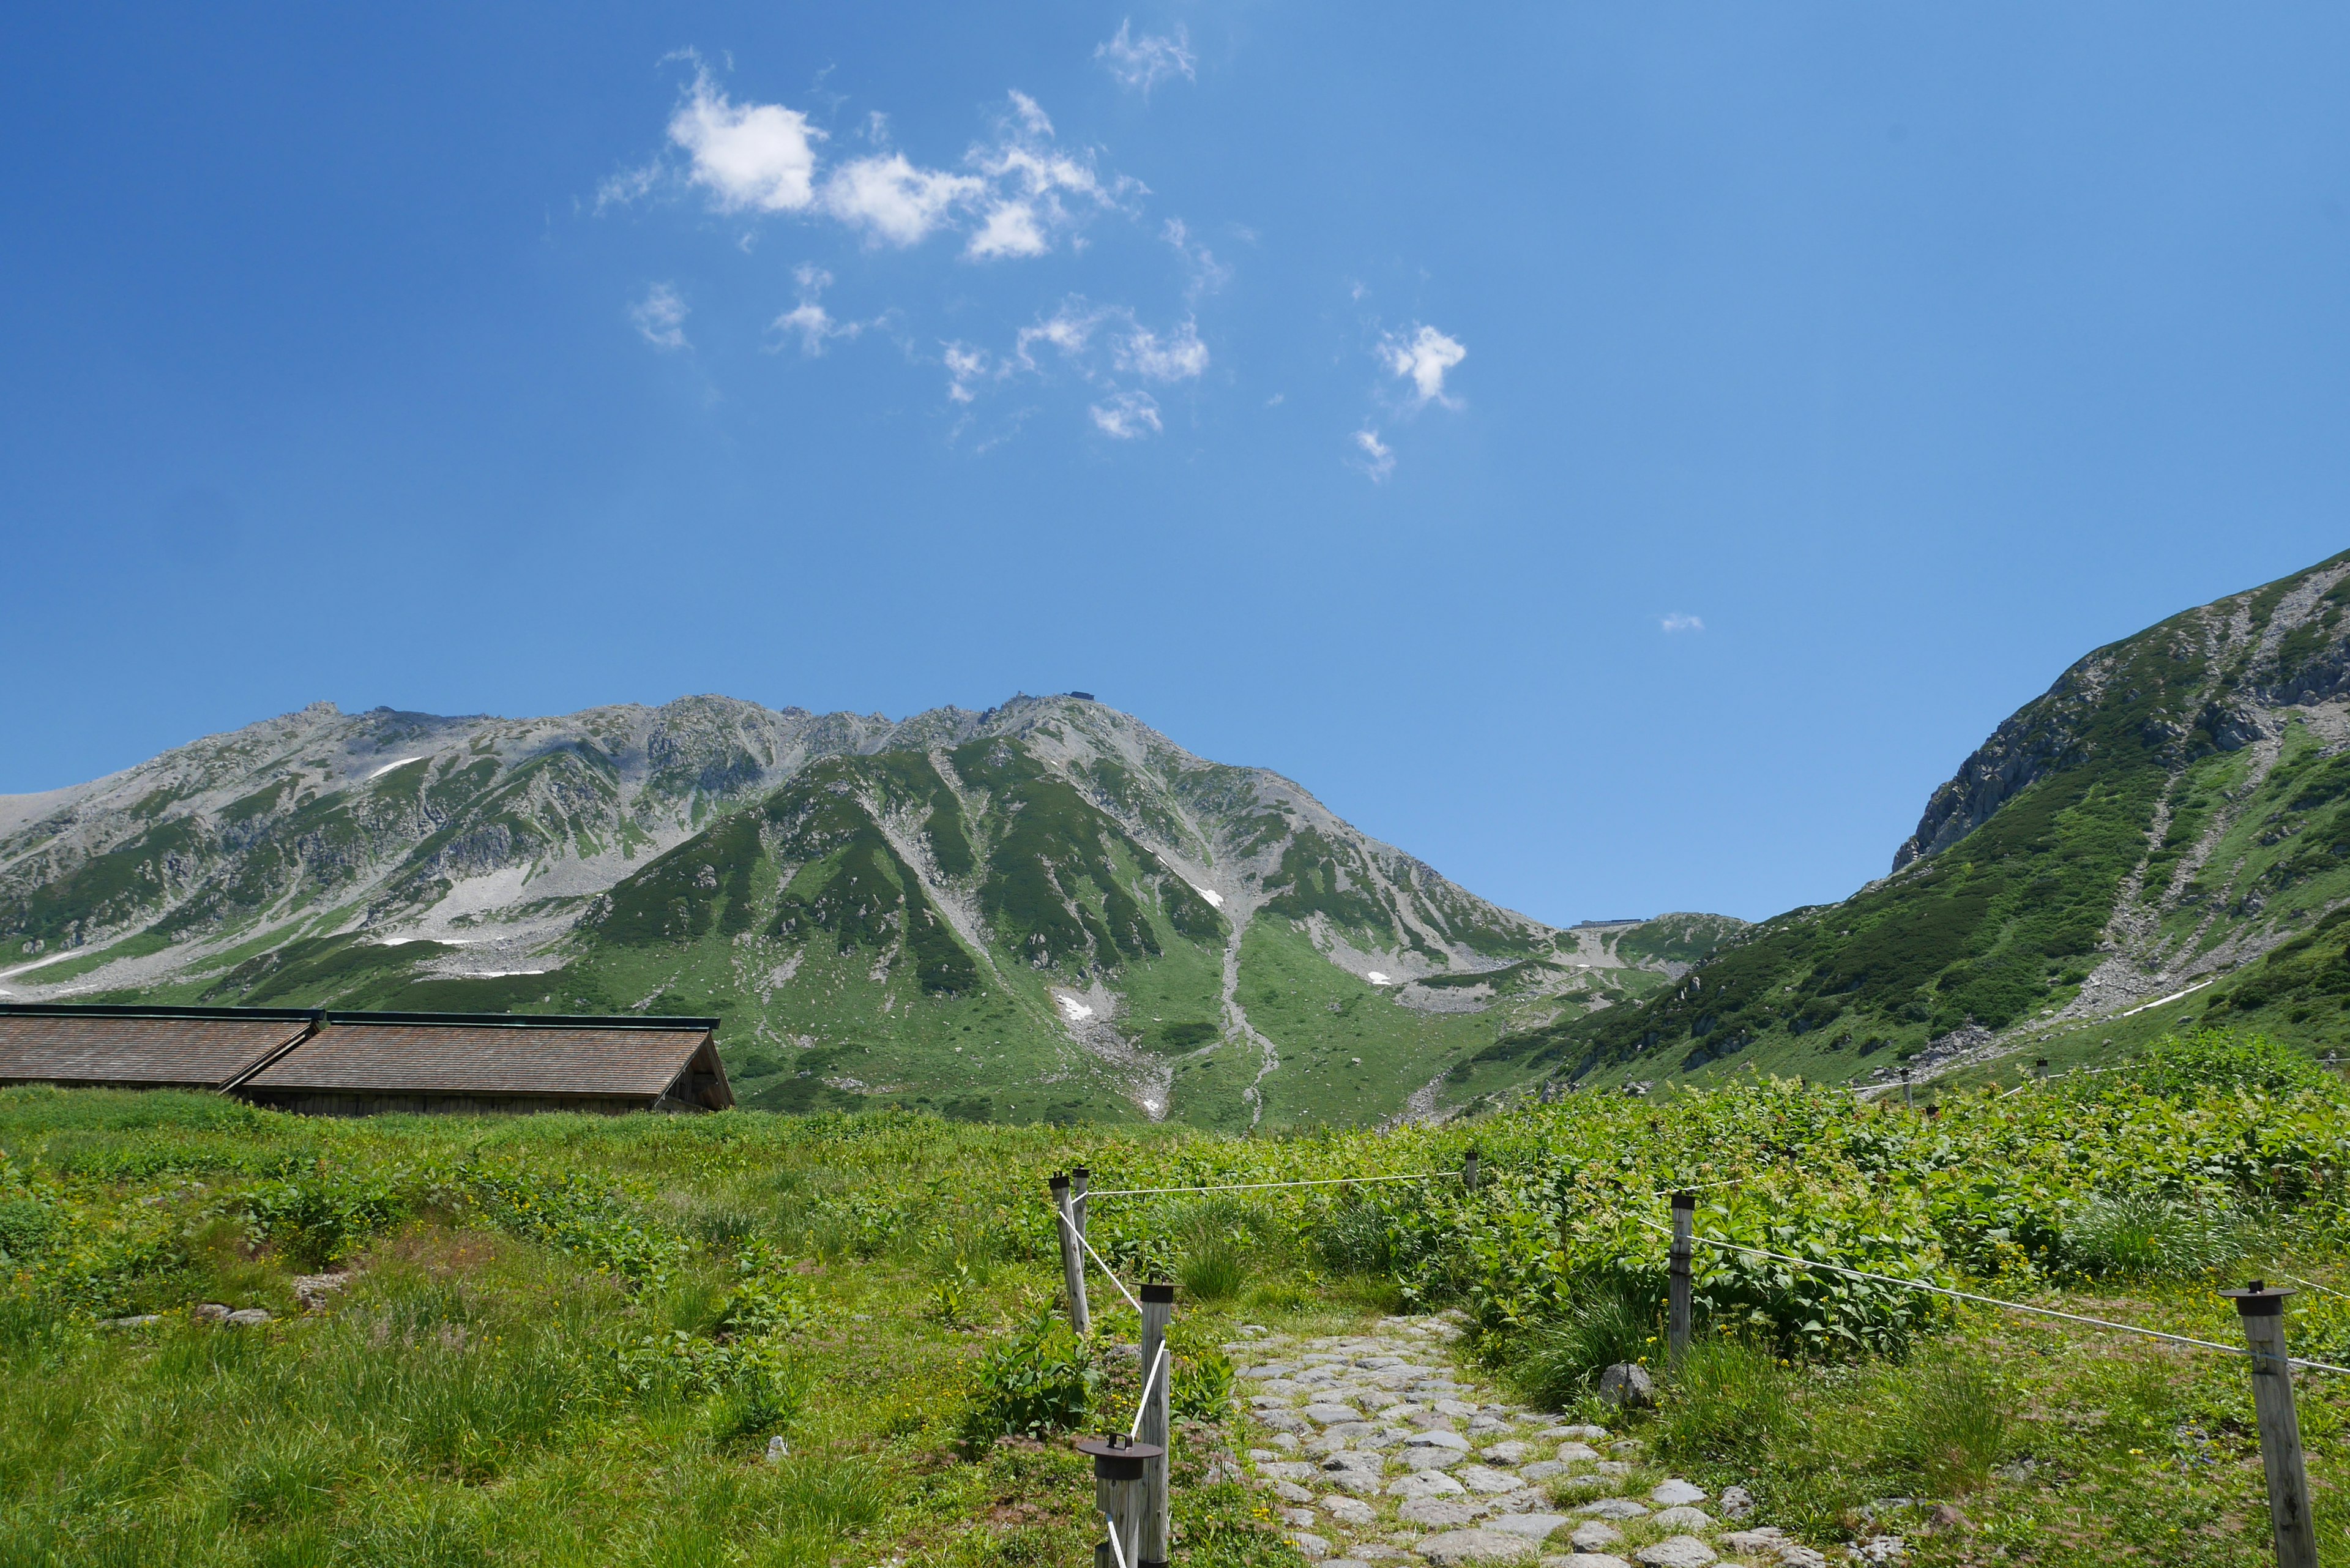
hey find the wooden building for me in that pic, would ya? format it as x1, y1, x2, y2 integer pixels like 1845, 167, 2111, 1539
0, 1004, 731, 1116
0, 1004, 318, 1091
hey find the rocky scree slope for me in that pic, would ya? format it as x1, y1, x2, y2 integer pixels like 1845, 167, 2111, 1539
1473, 548, 2350, 1094
0, 695, 1736, 1127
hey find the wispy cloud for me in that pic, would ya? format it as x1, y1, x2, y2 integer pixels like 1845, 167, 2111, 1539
1095, 21, 1196, 95
1354, 428, 1395, 481
619, 72, 1131, 263
1091, 390, 1163, 439
1380, 324, 1468, 408
1119, 319, 1207, 382
1660, 613, 1705, 633
770, 265, 871, 356
630, 283, 690, 350
1162, 218, 1232, 302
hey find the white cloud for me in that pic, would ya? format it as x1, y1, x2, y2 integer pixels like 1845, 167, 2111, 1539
1118, 318, 1207, 381
820, 154, 984, 247
1014, 301, 1107, 370
668, 72, 822, 212
1660, 613, 1706, 633
969, 201, 1050, 259
771, 266, 868, 356
1354, 428, 1395, 480
1091, 390, 1163, 439
1096, 21, 1196, 95
630, 283, 690, 350
942, 343, 989, 403
1380, 324, 1468, 407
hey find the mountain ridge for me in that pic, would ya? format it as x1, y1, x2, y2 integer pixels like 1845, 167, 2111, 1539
0, 692, 1744, 1126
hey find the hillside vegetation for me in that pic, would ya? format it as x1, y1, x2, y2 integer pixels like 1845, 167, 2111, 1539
1477, 549, 2350, 1095
1, 695, 1740, 1128
6, 1032, 2350, 1565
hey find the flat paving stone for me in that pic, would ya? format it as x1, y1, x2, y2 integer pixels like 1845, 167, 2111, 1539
1457, 1466, 1522, 1495
1483, 1514, 1569, 1542
1632, 1539, 1716, 1568
1390, 1471, 1469, 1499
1407, 1430, 1472, 1452
1399, 1499, 1484, 1528
1651, 1480, 1707, 1507
1575, 1499, 1649, 1521
1569, 1522, 1623, 1551
1651, 1507, 1712, 1531
1414, 1528, 1538, 1565
1481, 1441, 1531, 1465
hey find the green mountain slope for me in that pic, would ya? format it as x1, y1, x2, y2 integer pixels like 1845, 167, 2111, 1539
0, 694, 1742, 1126
1475, 549, 2350, 1097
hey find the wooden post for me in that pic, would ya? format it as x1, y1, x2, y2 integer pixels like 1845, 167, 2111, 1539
1080, 1435, 1160, 1568
1668, 1192, 1695, 1368
1072, 1165, 1092, 1263
2034, 1057, 2049, 1081
2223, 1283, 2319, 1568
1139, 1282, 1175, 1568
1901, 1069, 1913, 1109
1051, 1173, 1091, 1337
1463, 1148, 1481, 1193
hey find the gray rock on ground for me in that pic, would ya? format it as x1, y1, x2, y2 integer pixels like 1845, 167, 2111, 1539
1483, 1514, 1569, 1542
1569, 1521, 1622, 1551
1414, 1528, 1539, 1564
1716, 1486, 1754, 1520
1400, 1499, 1485, 1528
1392, 1471, 1470, 1499
1596, 1364, 1654, 1409
1651, 1480, 1707, 1507
1294, 1532, 1333, 1559
1632, 1539, 1718, 1568
1322, 1496, 1380, 1528
1651, 1507, 1713, 1531
1545, 1558, 1632, 1568
1575, 1499, 1649, 1520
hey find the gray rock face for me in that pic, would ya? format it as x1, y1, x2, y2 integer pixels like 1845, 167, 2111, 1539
1480, 1441, 1531, 1465
1569, 1521, 1623, 1551
1259, 1410, 1311, 1433
1518, 1461, 1566, 1482
1716, 1487, 1754, 1520
1275, 1480, 1315, 1503
1414, 1528, 1538, 1564
225, 1307, 272, 1327
1457, 1465, 1522, 1495
1307, 1403, 1368, 1425
1632, 1539, 1717, 1568
1651, 1507, 1712, 1531
1650, 1480, 1706, 1507
1400, 1447, 1466, 1473
1322, 1496, 1380, 1528
1399, 1499, 1483, 1528
1596, 1364, 1654, 1409
1293, 1532, 1333, 1559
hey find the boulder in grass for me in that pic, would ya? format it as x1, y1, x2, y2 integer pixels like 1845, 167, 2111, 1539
1651, 1507, 1712, 1531
1596, 1364, 1654, 1410
1481, 1441, 1531, 1465
1552, 1443, 1602, 1463
1716, 1486, 1755, 1520
1321, 1496, 1379, 1528
1650, 1480, 1707, 1507
1569, 1521, 1623, 1551
1414, 1528, 1538, 1565
1293, 1533, 1332, 1560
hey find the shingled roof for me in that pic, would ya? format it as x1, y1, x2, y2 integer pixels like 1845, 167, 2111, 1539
0, 1005, 318, 1089
242, 1012, 732, 1110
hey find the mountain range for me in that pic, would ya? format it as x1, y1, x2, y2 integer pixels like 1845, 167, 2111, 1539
0, 695, 1738, 1126
12, 548, 2350, 1122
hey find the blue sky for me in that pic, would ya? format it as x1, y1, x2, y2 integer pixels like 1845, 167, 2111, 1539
3, 4, 2346, 927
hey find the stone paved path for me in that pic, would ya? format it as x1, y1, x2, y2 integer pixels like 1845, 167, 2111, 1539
1225, 1315, 1837, 1568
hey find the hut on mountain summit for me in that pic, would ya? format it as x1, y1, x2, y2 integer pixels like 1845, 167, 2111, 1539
0, 1004, 732, 1117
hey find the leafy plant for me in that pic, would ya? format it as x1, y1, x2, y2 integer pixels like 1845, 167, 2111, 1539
958, 1311, 1100, 1447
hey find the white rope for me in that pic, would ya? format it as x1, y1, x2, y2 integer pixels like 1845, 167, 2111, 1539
1131, 1341, 1171, 1439
1056, 1201, 1144, 1314
1628, 1217, 2350, 1375
1085, 1171, 1452, 1200
1100, 1509, 1133, 1568
2272, 1268, 2350, 1303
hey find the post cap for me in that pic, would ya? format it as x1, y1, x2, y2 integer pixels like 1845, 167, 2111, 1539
1076, 1432, 1163, 1479
2221, 1281, 2295, 1316
1670, 1191, 1698, 1212
1049, 1173, 1070, 1192
1141, 1281, 1176, 1304
1071, 1165, 1091, 1179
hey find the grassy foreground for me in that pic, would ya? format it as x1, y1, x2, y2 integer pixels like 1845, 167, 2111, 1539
4, 1031, 2350, 1565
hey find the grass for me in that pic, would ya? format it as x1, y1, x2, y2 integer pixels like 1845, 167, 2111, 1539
7, 1031, 2350, 1563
